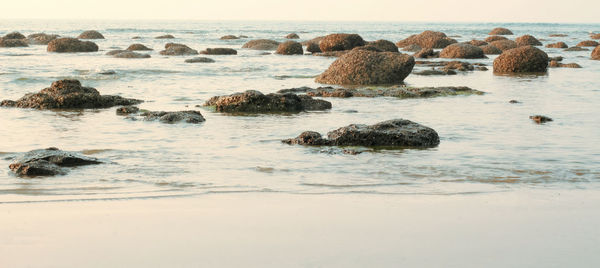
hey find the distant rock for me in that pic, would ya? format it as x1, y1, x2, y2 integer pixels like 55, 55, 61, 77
204, 90, 331, 113
592, 46, 600, 60
9, 147, 102, 177
489, 27, 513, 35
220, 35, 240, 40
47, 37, 98, 52
277, 85, 484, 99
126, 43, 153, 51
276, 41, 303, 55
480, 44, 502, 55
78, 30, 104, 39
141, 110, 206, 124
112, 51, 151, 58
396, 30, 456, 49
115, 105, 140, 115
155, 34, 175, 39
242, 39, 280, 50
413, 48, 438, 58
3, 32, 26, 39
440, 43, 485, 59
27, 33, 59, 45
200, 48, 237, 55
469, 40, 487, 46
515, 35, 542, 46
319, 33, 366, 52
549, 34, 568, 37
493, 46, 548, 73
0, 37, 28, 47
591, 33, 600, 40
549, 60, 581, 68
306, 42, 321, 53
484, 35, 508, 42
564, 47, 588, 52
185, 57, 215, 63
530, 115, 553, 124
576, 40, 599, 47
285, 33, 300, 39
489, 39, 518, 51
365, 40, 398, 52
159, 43, 198, 55
402, 44, 422, 52
300, 36, 324, 46
312, 51, 348, 57
546, 42, 568, 48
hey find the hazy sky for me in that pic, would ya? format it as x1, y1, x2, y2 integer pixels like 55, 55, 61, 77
4, 0, 600, 23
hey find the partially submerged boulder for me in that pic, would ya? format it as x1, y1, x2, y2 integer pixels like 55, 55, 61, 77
220, 35, 240, 40
0, 38, 28, 47
489, 39, 517, 51
365, 40, 398, 52
515, 35, 542, 46
27, 33, 59, 45
480, 45, 502, 55
283, 119, 440, 148
493, 46, 548, 73
155, 34, 175, 39
546, 42, 568, 48
9, 147, 102, 177
396, 31, 456, 49
549, 60, 581, 68
413, 48, 438, 58
78, 30, 104, 39
126, 43, 152, 51
576, 40, 599, 47
275, 41, 303, 55
185, 57, 215, 63
242, 39, 280, 50
3, 32, 26, 39
306, 42, 321, 53
530, 115, 552, 124
285, 33, 300, 39
489, 27, 513, 35
200, 48, 237, 55
591, 33, 600, 40
277, 85, 484, 99
469, 40, 487, 46
549, 34, 568, 37
439, 43, 485, 59
402, 44, 422, 52
319, 33, 366, 52
112, 51, 151, 58
47, 38, 98, 52
592, 46, 600, 60
0, 79, 142, 109
159, 43, 198, 55
204, 90, 331, 113
484, 35, 508, 43
140, 110, 205, 124
564, 47, 588, 52
315, 48, 415, 85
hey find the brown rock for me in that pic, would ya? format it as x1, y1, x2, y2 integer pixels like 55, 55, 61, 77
275, 41, 303, 55
530, 115, 552, 124
126, 44, 152, 51
185, 57, 215, 63
396, 31, 456, 49
0, 38, 28, 47
469, 40, 487, 46
439, 43, 484, 59
546, 42, 568, 48
591, 33, 600, 40
484, 35, 508, 42
413, 48, 438, 58
564, 47, 588, 51
401, 44, 422, 52
306, 42, 321, 53
576, 40, 599, 47
27, 33, 59, 45
220, 35, 240, 40
319, 33, 366, 52
592, 46, 600, 60
515, 35, 542, 46
367, 39, 398, 52
113, 51, 151, 59
300, 36, 324, 46
489, 27, 513, 35
204, 90, 331, 113
489, 40, 518, 51
159, 43, 198, 55
200, 48, 237, 55
156, 34, 175, 39
285, 33, 300, 39
493, 46, 548, 73
549, 34, 568, 37
78, 30, 104, 39
3, 32, 26, 39
480, 45, 502, 55
242, 39, 280, 50
47, 38, 98, 53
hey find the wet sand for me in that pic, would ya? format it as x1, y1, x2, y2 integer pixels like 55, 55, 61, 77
2, 189, 599, 267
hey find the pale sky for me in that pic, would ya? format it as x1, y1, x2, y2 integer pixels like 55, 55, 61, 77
3, 0, 600, 23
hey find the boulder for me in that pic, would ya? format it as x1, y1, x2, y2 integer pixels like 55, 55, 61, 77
306, 42, 321, 53
469, 40, 487, 46
319, 33, 366, 52
200, 48, 237, 55
439, 43, 485, 59
493, 46, 548, 73
576, 40, 599, 47
159, 43, 198, 55
106, 49, 127, 55
413, 48, 438, 58
185, 57, 215, 63
116, 105, 140, 115
47, 37, 98, 52
285, 33, 300, 39
220, 35, 240, 40
9, 147, 102, 177
489, 39, 518, 51
242, 39, 280, 50
546, 42, 568, 48
27, 33, 59, 45
283, 119, 440, 148
592, 46, 600, 60
113, 51, 151, 58
78, 30, 104, 39
204, 90, 331, 113
549, 34, 568, 37
564, 47, 588, 51
0, 38, 28, 47
300, 36, 324, 46
591, 33, 600, 40
515, 35, 542, 46
366, 40, 398, 52
484, 35, 508, 42
126, 43, 152, 51
277, 85, 484, 99
141, 111, 205, 124
530, 115, 552, 124
155, 34, 175, 39
402, 44, 422, 52
0, 79, 142, 109
549, 61, 581, 68
275, 41, 303, 55
315, 48, 415, 85
489, 27, 513, 35
480, 45, 502, 55
396, 31, 456, 49
3, 32, 26, 39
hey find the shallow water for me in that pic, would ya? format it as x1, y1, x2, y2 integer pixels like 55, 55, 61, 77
1, 20, 599, 203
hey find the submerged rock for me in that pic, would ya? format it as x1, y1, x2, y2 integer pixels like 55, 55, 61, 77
9, 147, 102, 177
396, 31, 456, 49
489, 27, 513, 35
591, 33, 600, 40
185, 57, 215, 63
155, 34, 175, 39
546, 42, 568, 48
112, 51, 151, 58
319, 33, 366, 52
220, 35, 240, 40
469, 40, 487, 46
78, 30, 104, 39
485, 35, 508, 43
126, 43, 153, 51
115, 105, 140, 115
515, 35, 542, 46
530, 115, 553, 124
204, 90, 331, 113
549, 34, 568, 37
0, 38, 28, 47
277, 85, 484, 98
47, 37, 98, 52
285, 33, 300, 39
200, 48, 237, 55
0, 79, 142, 109
315, 48, 415, 85
413, 48, 438, 58
159, 43, 198, 55
283, 119, 440, 148
489, 39, 517, 52
564, 47, 588, 52
27, 33, 59, 45
402, 44, 422, 52
141, 110, 206, 124
242, 39, 280, 50
576, 40, 599, 47
493, 46, 548, 73
275, 41, 303, 55
306, 42, 321, 53
439, 43, 485, 59
3, 32, 26, 39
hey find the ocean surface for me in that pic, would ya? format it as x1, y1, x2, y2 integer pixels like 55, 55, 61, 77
1, 20, 599, 203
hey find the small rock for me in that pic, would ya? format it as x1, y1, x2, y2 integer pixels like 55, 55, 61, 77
576, 40, 598, 47
126, 44, 152, 51
546, 42, 568, 48
529, 115, 553, 124
155, 34, 175, 39
185, 57, 215, 63
200, 48, 237, 55
9, 147, 102, 177
47, 38, 98, 53
159, 43, 198, 55
275, 41, 303, 55
204, 90, 331, 113
489, 28, 513, 35
439, 43, 485, 59
78, 30, 104, 39
515, 35, 542, 46
396, 30, 456, 49
285, 33, 300, 39
242, 39, 280, 50
485, 35, 508, 42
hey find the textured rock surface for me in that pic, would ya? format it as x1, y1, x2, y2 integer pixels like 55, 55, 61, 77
493, 46, 548, 73
489, 28, 513, 35
159, 43, 198, 55
489, 40, 518, 51
47, 38, 98, 52
277, 85, 484, 99
480, 45, 502, 55
126, 44, 153, 51
546, 42, 568, 48
242, 39, 280, 50
285, 33, 300, 39
366, 40, 398, 52
592, 46, 600, 60
155, 34, 175, 39
439, 43, 485, 59
576, 40, 599, 47
515, 35, 542, 46
396, 31, 456, 49
27, 33, 59, 45
484, 35, 508, 42
200, 48, 237, 55
185, 57, 215, 63
204, 90, 331, 113
275, 41, 303, 55
9, 147, 102, 177
319, 33, 366, 52
78, 30, 104, 39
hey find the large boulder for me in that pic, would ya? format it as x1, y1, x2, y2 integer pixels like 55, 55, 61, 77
242, 39, 280, 50
0, 79, 142, 109
3, 32, 26, 39
9, 147, 102, 177
319, 33, 366, 52
283, 119, 440, 148
592, 46, 600, 60
78, 30, 104, 39
576, 40, 599, 47
366, 40, 398, 52
489, 39, 518, 51
396, 31, 456, 49
515, 35, 542, 46
47, 38, 98, 52
0, 38, 28, 47
159, 43, 198, 55
27, 33, 59, 45
493, 46, 548, 73
204, 90, 331, 113
276, 41, 303, 55
546, 42, 568, 48
489, 27, 513, 35
315, 48, 415, 85
126, 43, 152, 51
200, 48, 237, 55
480, 45, 502, 55
440, 43, 484, 59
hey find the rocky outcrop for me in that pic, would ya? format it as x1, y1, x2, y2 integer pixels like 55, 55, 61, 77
396, 31, 456, 49
277, 85, 484, 99
275, 41, 303, 55
576, 40, 599, 47
3, 32, 26, 39
402, 44, 422, 52
315, 48, 415, 85
47, 38, 98, 52
546, 42, 568, 48
78, 30, 104, 39
159, 43, 198, 55
126, 43, 152, 51
484, 35, 507, 42
592, 46, 600, 60
0, 79, 142, 109
138, 110, 206, 124
319, 33, 366, 52
155, 34, 175, 39
439, 43, 485, 59
493, 46, 548, 73
306, 42, 321, 53
285, 33, 300, 39
27, 33, 59, 45
489, 27, 513, 35
185, 57, 215, 63
515, 35, 542, 46
300, 36, 324, 46
480, 45, 502, 55
366, 40, 398, 52
242, 39, 280, 50
204, 90, 331, 113
489, 40, 517, 51
283, 119, 440, 148
8, 147, 102, 177
413, 60, 487, 75
200, 48, 237, 55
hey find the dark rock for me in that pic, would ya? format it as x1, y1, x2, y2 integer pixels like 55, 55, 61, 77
469, 40, 488, 46
285, 33, 300, 39
546, 42, 568, 48
576, 40, 599, 47
591, 33, 600, 40
300, 36, 324, 46
315, 48, 415, 85
116, 105, 140, 115
480, 44, 502, 55
126, 43, 152, 51
0, 38, 28, 47
185, 57, 215, 63
440, 43, 485, 59
0, 79, 142, 109
549, 34, 568, 37
484, 35, 508, 42
155, 34, 175, 39
27, 33, 59, 45
277, 85, 483, 98
220, 35, 240, 40
106, 49, 127, 55
200, 48, 237, 55
113, 51, 151, 58
548, 56, 563, 62
313, 51, 348, 57
489, 27, 513, 35
489, 39, 518, 51
549, 61, 581, 68
159, 43, 198, 55
592, 46, 600, 60
242, 39, 280, 50
131, 36, 141, 39
564, 47, 588, 51
493, 46, 548, 73
47, 38, 98, 53
78, 30, 104, 39
396, 31, 456, 49
402, 44, 422, 52
141, 110, 205, 124
3, 32, 26, 39
366, 40, 398, 52
306, 42, 321, 53
529, 115, 552, 124
319, 33, 366, 52
515, 35, 542, 46
509, 100, 520, 103
204, 90, 331, 113
413, 48, 438, 58
413, 69, 457, 76
9, 147, 102, 177
276, 41, 303, 55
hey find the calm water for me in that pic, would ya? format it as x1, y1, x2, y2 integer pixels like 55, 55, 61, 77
1, 20, 599, 203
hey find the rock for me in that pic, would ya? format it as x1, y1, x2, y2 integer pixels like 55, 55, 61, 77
275, 41, 303, 55
78, 30, 104, 39
315, 48, 415, 85
480, 44, 502, 55
489, 27, 513, 35
185, 57, 215, 63
549, 34, 568, 37
3, 32, 26, 39
413, 69, 456, 76
493, 46, 548, 73
300, 36, 324, 46
204, 90, 331, 113
548, 56, 563, 62
200, 48, 237, 55
9, 147, 102, 177
413, 48, 438, 58
0, 38, 28, 47
47, 37, 98, 53
155, 34, 175, 39
312, 51, 348, 57
564, 47, 588, 51
278, 85, 483, 99
116, 105, 140, 115
285, 33, 299, 39
484, 35, 508, 42
242, 39, 280, 50
529, 115, 552, 124
546, 42, 568, 48
131, 36, 141, 39
576, 40, 599, 47
396, 31, 456, 49
159, 43, 198, 55
439, 43, 485, 59
469, 40, 487, 46
402, 44, 422, 52
592, 46, 600, 60
283, 119, 440, 148
220, 35, 240, 40
319, 33, 366, 52
306, 42, 321, 53
27, 33, 59, 45
0, 79, 142, 109
126, 43, 152, 51
106, 49, 127, 55
113, 51, 151, 58
141, 111, 206, 124
549, 61, 581, 68
509, 100, 520, 103
489, 39, 517, 51
366, 40, 398, 52
591, 33, 600, 40
515, 35, 542, 46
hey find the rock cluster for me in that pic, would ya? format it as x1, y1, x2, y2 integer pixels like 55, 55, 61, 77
204, 90, 331, 113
